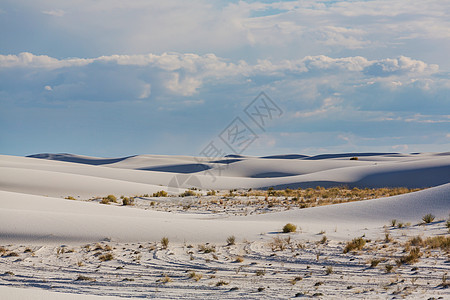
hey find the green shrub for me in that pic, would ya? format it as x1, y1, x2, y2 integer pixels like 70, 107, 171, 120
282, 223, 297, 233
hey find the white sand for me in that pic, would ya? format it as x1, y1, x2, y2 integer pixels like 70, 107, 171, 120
0, 152, 449, 299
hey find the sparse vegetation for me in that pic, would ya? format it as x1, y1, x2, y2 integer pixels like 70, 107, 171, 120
153, 190, 168, 197
188, 271, 202, 281
180, 190, 197, 197
385, 264, 393, 273
397, 247, 422, 265
99, 253, 114, 261
216, 280, 229, 286
198, 244, 216, 253
269, 236, 291, 251
160, 275, 172, 283
101, 194, 117, 204
370, 259, 381, 268
76, 275, 95, 281
235, 256, 244, 263
424, 235, 450, 251
343, 237, 366, 253
122, 197, 134, 206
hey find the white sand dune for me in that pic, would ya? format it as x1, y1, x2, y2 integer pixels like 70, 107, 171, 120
1, 152, 449, 198
0, 182, 448, 244
0, 152, 449, 299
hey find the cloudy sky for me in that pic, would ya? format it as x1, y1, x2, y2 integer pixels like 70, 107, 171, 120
1, 0, 449, 157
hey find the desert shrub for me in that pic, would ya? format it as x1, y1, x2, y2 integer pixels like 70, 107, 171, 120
350, 157, 358, 160
385, 264, 393, 273
206, 190, 216, 196
216, 280, 229, 286
65, 196, 76, 200
153, 190, 168, 197
161, 237, 169, 249
320, 236, 328, 244
385, 233, 392, 243
370, 259, 381, 268
235, 256, 244, 263
397, 247, 422, 265
160, 275, 172, 283
408, 236, 424, 247
424, 236, 450, 250
343, 237, 366, 253
226, 235, 236, 246
180, 190, 197, 197
198, 244, 216, 253
422, 213, 435, 224
105, 195, 117, 203
188, 271, 202, 281
7, 252, 19, 257
100, 198, 110, 205
282, 223, 297, 233
99, 253, 114, 261
122, 197, 134, 206
255, 269, 265, 276
76, 275, 95, 281
270, 236, 291, 251
325, 266, 333, 275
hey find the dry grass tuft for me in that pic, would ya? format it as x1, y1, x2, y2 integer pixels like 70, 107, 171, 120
99, 253, 114, 261
343, 237, 366, 253
161, 237, 169, 249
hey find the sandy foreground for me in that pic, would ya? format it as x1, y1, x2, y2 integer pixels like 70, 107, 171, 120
0, 152, 449, 299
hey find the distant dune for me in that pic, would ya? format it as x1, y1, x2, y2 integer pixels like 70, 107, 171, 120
0, 152, 447, 198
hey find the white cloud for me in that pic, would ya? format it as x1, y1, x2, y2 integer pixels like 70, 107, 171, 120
0, 52, 447, 108
138, 83, 151, 99
42, 9, 65, 17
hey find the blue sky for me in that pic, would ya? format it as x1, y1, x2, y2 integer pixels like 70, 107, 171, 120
0, 0, 449, 157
